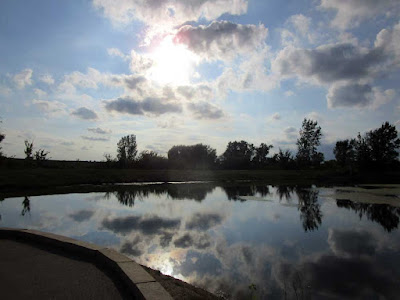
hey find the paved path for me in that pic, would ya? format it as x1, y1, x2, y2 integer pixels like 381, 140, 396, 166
0, 239, 131, 299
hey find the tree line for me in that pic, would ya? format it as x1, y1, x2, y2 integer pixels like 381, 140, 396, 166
104, 119, 400, 170
1, 119, 399, 170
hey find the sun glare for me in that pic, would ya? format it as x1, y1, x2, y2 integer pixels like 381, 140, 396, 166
147, 36, 198, 86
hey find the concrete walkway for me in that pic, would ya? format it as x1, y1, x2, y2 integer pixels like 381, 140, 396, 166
0, 239, 130, 299
0, 228, 173, 300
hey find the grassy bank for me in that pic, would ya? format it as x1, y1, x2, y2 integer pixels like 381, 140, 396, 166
1, 167, 399, 194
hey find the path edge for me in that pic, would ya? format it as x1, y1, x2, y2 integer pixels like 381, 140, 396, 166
0, 227, 173, 300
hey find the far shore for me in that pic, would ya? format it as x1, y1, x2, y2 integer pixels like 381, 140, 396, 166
1, 167, 399, 198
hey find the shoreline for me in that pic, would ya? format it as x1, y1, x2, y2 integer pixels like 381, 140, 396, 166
1, 168, 399, 197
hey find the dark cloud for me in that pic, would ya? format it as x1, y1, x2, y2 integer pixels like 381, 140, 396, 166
102, 214, 181, 235
273, 43, 385, 84
60, 141, 74, 146
87, 127, 111, 134
328, 229, 377, 258
174, 21, 267, 61
68, 209, 94, 222
81, 136, 110, 142
174, 232, 212, 249
186, 212, 224, 231
124, 75, 146, 90
327, 83, 373, 108
120, 236, 142, 256
71, 107, 98, 120
104, 97, 182, 116
92, 0, 248, 28
187, 101, 224, 120
176, 84, 213, 101
159, 232, 174, 248
174, 233, 193, 248
283, 126, 296, 134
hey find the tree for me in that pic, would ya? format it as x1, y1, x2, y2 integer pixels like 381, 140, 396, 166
366, 122, 400, 166
117, 134, 137, 166
253, 143, 273, 167
353, 122, 400, 169
0, 119, 4, 157
34, 149, 50, 161
168, 144, 216, 169
221, 141, 255, 169
333, 139, 356, 167
24, 140, 34, 160
137, 150, 168, 169
275, 148, 294, 169
296, 119, 324, 166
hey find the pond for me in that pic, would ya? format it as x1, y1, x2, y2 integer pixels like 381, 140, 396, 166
1, 183, 400, 299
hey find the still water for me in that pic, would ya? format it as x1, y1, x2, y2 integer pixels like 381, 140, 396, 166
1, 183, 400, 299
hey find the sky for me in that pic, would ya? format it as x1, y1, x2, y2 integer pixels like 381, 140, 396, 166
0, 0, 399, 161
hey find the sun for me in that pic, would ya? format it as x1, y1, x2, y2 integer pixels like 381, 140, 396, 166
147, 36, 198, 86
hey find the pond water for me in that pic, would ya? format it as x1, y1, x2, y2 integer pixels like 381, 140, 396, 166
1, 183, 400, 299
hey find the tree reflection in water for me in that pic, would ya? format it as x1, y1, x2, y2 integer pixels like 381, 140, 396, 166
221, 184, 271, 201
295, 188, 322, 232
276, 185, 295, 202
337, 199, 400, 232
21, 196, 30, 216
104, 183, 217, 207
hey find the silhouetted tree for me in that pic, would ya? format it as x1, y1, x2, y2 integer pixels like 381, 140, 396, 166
366, 122, 400, 167
353, 122, 400, 169
253, 143, 273, 167
334, 139, 356, 167
0, 119, 4, 158
296, 119, 324, 167
24, 140, 33, 160
117, 134, 137, 166
34, 149, 50, 161
221, 140, 255, 169
354, 132, 371, 169
168, 144, 216, 169
275, 148, 294, 169
137, 150, 168, 169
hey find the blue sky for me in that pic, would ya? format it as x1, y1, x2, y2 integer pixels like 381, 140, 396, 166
1, 0, 399, 160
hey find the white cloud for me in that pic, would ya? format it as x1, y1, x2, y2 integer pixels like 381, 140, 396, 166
34, 88, 47, 98
63, 67, 105, 89
0, 86, 12, 96
39, 74, 55, 85
284, 90, 294, 97
288, 14, 311, 37
375, 22, 400, 68
157, 117, 184, 129
269, 113, 281, 121
319, 0, 399, 30
32, 99, 67, 117
306, 111, 323, 123
107, 48, 129, 60
13, 68, 33, 89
